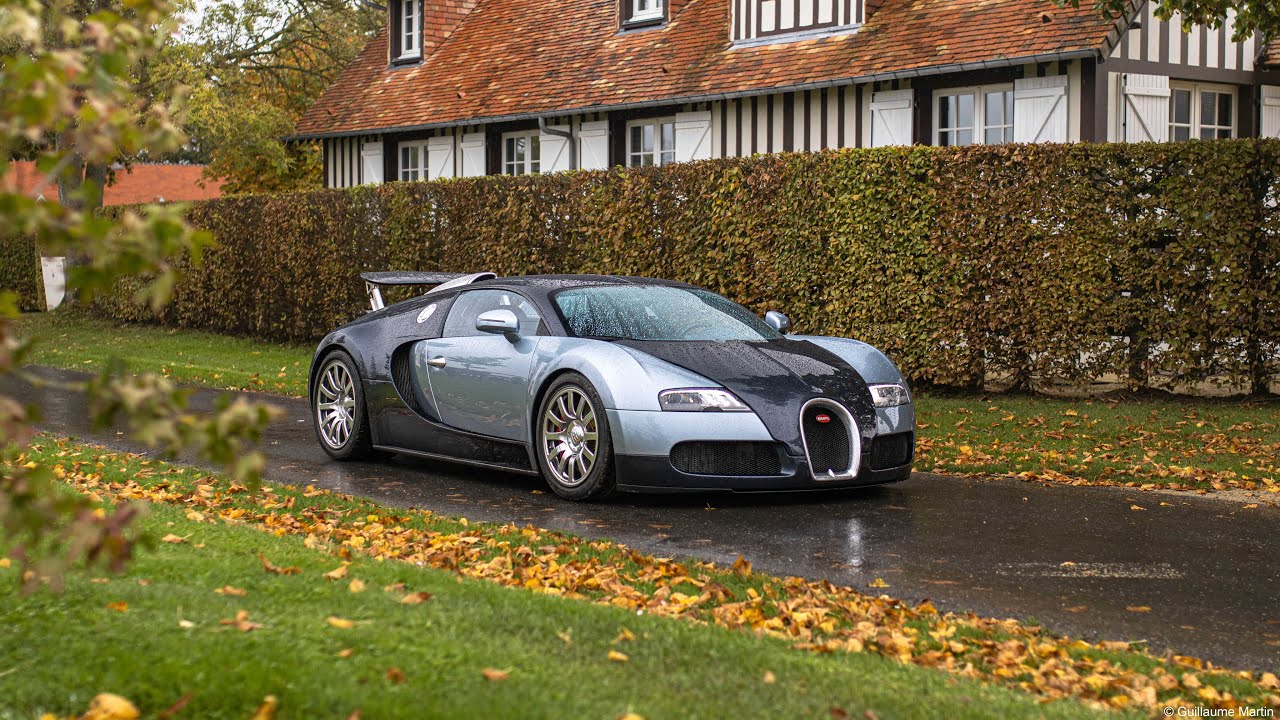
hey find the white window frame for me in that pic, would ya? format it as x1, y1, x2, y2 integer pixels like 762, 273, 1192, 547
399, 140, 428, 181
932, 84, 1015, 147
1168, 82, 1235, 141
400, 0, 420, 59
630, 0, 664, 22
502, 131, 541, 176
626, 118, 676, 167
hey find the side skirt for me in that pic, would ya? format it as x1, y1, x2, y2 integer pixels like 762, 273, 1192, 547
373, 445, 542, 477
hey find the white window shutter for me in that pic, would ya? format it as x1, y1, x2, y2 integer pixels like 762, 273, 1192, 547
870, 90, 913, 148
674, 111, 713, 162
540, 125, 572, 173
1261, 86, 1280, 138
1013, 76, 1068, 143
459, 132, 486, 177
578, 121, 610, 171
360, 140, 384, 184
427, 136, 455, 180
1123, 73, 1170, 143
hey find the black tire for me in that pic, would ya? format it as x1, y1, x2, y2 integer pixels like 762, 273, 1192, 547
312, 350, 374, 461
534, 373, 616, 501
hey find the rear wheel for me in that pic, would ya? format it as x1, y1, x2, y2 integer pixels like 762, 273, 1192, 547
313, 351, 373, 460
536, 373, 615, 501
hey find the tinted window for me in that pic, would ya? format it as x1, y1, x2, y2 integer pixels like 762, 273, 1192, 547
443, 289, 543, 338
553, 286, 781, 342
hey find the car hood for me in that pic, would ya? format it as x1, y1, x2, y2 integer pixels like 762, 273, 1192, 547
615, 339, 876, 454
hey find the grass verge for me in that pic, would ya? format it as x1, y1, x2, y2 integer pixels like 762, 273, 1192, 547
15, 311, 1280, 493
6, 438, 1278, 718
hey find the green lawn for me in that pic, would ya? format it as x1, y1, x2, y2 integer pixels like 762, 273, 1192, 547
16, 311, 312, 396
14, 310, 1280, 492
0, 465, 1125, 719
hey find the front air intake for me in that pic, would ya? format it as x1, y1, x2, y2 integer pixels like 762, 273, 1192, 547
670, 441, 785, 476
799, 399, 861, 480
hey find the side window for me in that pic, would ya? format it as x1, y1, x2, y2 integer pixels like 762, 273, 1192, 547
442, 290, 543, 338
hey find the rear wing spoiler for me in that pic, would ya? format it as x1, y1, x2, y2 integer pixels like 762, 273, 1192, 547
361, 271, 497, 311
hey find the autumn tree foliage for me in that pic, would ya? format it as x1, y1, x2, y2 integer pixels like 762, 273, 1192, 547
0, 0, 275, 588
148, 0, 380, 194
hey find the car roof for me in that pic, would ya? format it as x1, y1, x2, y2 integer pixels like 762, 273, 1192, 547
466, 274, 696, 293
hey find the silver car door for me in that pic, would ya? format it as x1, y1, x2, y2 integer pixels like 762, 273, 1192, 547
423, 289, 542, 442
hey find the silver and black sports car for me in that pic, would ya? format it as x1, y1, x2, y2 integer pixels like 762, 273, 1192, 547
309, 272, 915, 501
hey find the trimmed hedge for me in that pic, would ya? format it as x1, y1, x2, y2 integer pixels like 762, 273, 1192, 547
97, 140, 1280, 394
0, 233, 44, 312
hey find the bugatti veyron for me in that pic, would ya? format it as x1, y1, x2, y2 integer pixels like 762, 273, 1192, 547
309, 272, 915, 500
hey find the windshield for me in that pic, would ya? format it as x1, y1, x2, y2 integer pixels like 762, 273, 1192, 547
553, 285, 782, 342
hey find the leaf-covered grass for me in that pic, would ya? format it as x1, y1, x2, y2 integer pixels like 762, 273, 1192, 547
7, 438, 1279, 717
915, 393, 1280, 491
1, 460, 1127, 719
15, 311, 312, 397
16, 311, 1280, 491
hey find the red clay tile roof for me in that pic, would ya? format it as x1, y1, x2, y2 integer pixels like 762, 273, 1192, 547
295, 0, 1123, 138
3, 162, 224, 205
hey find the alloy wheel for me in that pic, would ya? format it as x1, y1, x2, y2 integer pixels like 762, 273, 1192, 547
316, 359, 357, 449
541, 385, 599, 487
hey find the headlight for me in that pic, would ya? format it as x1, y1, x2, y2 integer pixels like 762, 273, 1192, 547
658, 388, 750, 412
868, 383, 911, 408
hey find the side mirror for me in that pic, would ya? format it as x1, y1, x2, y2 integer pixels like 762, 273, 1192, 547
765, 310, 791, 334
476, 309, 521, 341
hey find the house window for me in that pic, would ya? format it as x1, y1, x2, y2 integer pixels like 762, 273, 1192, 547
627, 119, 675, 167
502, 132, 541, 175
630, 0, 664, 22
1170, 84, 1234, 141
934, 86, 1014, 147
400, 0, 420, 59
400, 141, 427, 181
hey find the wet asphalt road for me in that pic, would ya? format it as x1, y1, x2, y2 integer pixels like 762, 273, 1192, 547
11, 366, 1280, 671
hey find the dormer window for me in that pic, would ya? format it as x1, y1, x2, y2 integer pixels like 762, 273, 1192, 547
400, 0, 420, 59
622, 0, 664, 26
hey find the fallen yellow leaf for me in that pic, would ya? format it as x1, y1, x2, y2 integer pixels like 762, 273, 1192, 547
327, 616, 356, 629
608, 650, 629, 663
0, 558, 10, 568
106, 601, 128, 613
348, 579, 366, 593
385, 667, 406, 684
249, 695, 278, 720
80, 693, 140, 720
214, 585, 247, 597
1126, 606, 1152, 613
868, 578, 889, 589
160, 534, 187, 544
482, 668, 509, 681
1130, 505, 1146, 511
259, 553, 300, 576
613, 628, 636, 644
763, 670, 777, 684
337, 648, 355, 658
220, 610, 263, 632
323, 562, 350, 581
400, 591, 432, 605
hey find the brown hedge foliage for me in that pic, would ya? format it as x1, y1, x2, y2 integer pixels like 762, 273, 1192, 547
97, 140, 1280, 394
0, 233, 44, 312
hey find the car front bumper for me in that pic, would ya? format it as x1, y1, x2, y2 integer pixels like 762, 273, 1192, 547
606, 406, 914, 494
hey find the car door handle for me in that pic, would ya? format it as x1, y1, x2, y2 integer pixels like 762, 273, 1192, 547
427, 356, 447, 368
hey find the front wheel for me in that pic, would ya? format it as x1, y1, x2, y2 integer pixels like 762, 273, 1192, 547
535, 373, 616, 501
313, 350, 373, 460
